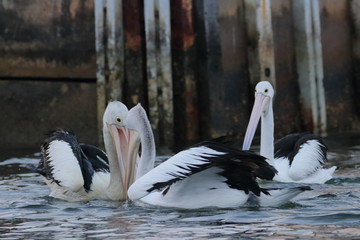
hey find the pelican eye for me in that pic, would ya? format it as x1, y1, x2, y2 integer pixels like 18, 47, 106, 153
116, 117, 122, 123
264, 89, 268, 93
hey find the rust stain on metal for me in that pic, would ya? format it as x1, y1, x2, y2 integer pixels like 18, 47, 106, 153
171, 0, 195, 50
322, 0, 348, 20
124, 0, 143, 51
123, 0, 146, 108
171, 0, 199, 146
125, 35, 142, 50
183, 76, 199, 142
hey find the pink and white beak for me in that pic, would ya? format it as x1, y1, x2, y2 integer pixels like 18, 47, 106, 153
242, 92, 271, 151
108, 124, 140, 198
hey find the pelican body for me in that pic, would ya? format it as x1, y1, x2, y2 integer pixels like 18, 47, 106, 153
242, 81, 336, 183
37, 101, 140, 201
126, 104, 310, 209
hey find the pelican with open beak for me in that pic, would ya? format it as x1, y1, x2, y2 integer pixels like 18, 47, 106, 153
37, 101, 141, 201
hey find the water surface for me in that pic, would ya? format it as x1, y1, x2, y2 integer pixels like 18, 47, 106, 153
0, 134, 359, 239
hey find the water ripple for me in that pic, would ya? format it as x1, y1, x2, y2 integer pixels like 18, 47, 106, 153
1, 143, 360, 239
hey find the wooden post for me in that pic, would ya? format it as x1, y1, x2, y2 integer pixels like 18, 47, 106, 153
94, 0, 124, 146
194, 0, 251, 139
171, 0, 199, 149
193, 0, 221, 139
320, 0, 358, 133
244, 0, 276, 88
270, 0, 303, 137
292, 0, 327, 135
144, 0, 174, 150
123, 0, 147, 108
218, 1, 252, 138
312, 0, 327, 135
94, 0, 107, 146
105, 0, 124, 102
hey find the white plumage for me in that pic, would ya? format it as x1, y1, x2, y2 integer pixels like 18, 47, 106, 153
37, 101, 136, 202
243, 81, 336, 184
128, 146, 226, 200
126, 104, 311, 209
46, 140, 85, 192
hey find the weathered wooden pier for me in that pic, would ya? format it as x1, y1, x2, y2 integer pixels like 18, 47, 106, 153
0, 0, 359, 151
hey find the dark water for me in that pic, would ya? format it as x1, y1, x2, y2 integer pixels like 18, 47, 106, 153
1, 134, 360, 239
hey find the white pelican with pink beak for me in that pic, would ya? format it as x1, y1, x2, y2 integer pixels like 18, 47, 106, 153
242, 81, 336, 184
37, 101, 143, 201
126, 104, 311, 209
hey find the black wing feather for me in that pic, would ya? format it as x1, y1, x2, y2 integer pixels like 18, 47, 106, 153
274, 133, 328, 165
37, 129, 108, 192
80, 144, 109, 172
149, 137, 277, 197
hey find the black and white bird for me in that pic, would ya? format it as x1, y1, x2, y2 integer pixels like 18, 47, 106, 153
242, 81, 336, 183
37, 101, 142, 201
125, 104, 311, 209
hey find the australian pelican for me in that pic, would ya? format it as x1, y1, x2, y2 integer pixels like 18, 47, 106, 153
242, 81, 336, 183
126, 104, 311, 209
37, 101, 141, 201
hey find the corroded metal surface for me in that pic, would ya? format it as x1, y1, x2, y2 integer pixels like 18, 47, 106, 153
194, 0, 252, 140
320, 0, 360, 132
244, 0, 276, 88
0, 0, 96, 78
271, 0, 303, 138
0, 80, 97, 149
123, 0, 147, 108
94, 0, 124, 146
171, 0, 199, 149
1, 0, 360, 150
218, 0, 252, 139
193, 0, 221, 139
292, 0, 327, 135
144, 0, 174, 148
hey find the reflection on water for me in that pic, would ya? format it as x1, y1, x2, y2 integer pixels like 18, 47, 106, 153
0, 134, 359, 239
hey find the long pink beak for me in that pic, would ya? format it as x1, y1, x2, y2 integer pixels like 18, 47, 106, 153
242, 93, 270, 150
108, 125, 129, 190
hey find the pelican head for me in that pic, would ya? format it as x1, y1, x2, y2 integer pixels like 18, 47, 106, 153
103, 101, 129, 130
243, 81, 275, 151
103, 102, 129, 154
102, 101, 139, 200
254, 81, 274, 116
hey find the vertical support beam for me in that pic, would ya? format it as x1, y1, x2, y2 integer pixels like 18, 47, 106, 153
106, 0, 124, 101
312, 0, 327, 135
292, 0, 326, 135
271, 0, 302, 137
94, 0, 107, 146
144, 0, 174, 149
350, 0, 360, 115
321, 1, 357, 132
244, 0, 276, 87
94, 0, 124, 146
171, 0, 199, 149
193, 0, 222, 138
123, 0, 146, 108
218, 0, 251, 138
